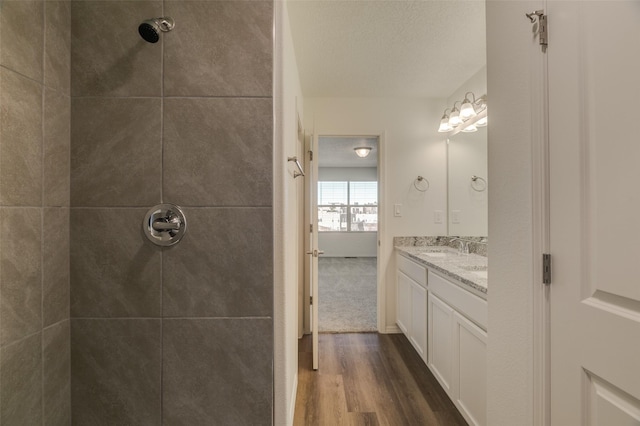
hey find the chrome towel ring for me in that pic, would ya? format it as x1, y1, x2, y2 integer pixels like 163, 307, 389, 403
471, 175, 487, 192
414, 176, 429, 192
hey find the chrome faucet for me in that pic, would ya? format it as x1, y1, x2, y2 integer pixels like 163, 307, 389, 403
450, 238, 469, 254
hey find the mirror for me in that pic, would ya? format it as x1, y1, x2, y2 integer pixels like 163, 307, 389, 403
447, 125, 488, 236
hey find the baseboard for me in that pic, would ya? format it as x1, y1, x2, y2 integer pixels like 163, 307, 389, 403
383, 325, 402, 334
288, 372, 298, 426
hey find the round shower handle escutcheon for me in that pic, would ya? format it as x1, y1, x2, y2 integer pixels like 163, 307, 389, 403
143, 203, 187, 246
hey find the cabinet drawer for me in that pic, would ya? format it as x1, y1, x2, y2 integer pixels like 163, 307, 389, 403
397, 253, 427, 287
428, 271, 487, 331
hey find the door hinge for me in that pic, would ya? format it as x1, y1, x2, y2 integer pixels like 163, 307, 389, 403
543, 253, 551, 285
310, 296, 313, 305
309, 150, 314, 161
310, 224, 313, 233
526, 10, 547, 47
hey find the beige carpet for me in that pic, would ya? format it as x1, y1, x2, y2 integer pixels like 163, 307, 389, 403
318, 257, 377, 332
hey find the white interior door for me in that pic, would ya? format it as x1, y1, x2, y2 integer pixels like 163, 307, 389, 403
548, 1, 640, 423
304, 133, 321, 370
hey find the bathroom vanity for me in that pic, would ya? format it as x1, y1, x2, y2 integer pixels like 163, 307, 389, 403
395, 245, 487, 426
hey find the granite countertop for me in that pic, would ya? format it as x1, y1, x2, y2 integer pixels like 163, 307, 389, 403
395, 246, 488, 298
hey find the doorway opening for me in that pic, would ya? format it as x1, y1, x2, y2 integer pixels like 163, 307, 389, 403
316, 136, 379, 332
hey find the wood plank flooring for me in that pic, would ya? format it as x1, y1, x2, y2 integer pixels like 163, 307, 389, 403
294, 333, 467, 426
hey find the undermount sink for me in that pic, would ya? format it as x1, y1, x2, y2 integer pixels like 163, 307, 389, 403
421, 252, 448, 258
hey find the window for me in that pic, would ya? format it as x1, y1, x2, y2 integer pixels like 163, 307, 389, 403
318, 181, 378, 232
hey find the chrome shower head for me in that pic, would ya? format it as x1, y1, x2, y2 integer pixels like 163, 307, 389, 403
138, 17, 175, 43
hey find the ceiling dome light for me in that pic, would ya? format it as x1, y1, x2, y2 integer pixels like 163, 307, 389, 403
449, 102, 463, 127
460, 92, 477, 119
462, 123, 478, 132
438, 109, 453, 132
354, 147, 372, 158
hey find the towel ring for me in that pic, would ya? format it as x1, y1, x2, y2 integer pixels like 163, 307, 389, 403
471, 175, 487, 192
414, 176, 430, 192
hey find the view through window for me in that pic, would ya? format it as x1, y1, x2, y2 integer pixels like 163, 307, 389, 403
318, 181, 377, 232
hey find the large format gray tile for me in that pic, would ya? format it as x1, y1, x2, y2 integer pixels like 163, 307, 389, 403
44, 89, 71, 207
163, 319, 273, 426
71, 0, 162, 97
163, 208, 273, 317
164, 1, 273, 97
71, 319, 161, 426
163, 98, 272, 206
1, 208, 42, 345
0, 68, 43, 206
71, 98, 161, 207
45, 0, 71, 93
44, 208, 70, 327
71, 208, 161, 317
44, 320, 71, 426
1, 333, 43, 425
0, 0, 44, 81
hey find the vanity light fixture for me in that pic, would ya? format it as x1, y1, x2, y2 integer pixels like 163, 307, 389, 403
354, 147, 372, 158
438, 108, 453, 132
437, 93, 488, 133
460, 92, 478, 119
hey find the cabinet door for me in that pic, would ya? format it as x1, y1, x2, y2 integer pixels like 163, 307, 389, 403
410, 281, 427, 361
454, 311, 487, 426
428, 293, 454, 395
396, 271, 412, 336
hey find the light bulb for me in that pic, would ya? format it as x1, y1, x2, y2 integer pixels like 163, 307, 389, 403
475, 116, 488, 127
449, 108, 462, 126
460, 92, 478, 119
438, 111, 452, 132
460, 101, 477, 119
462, 123, 477, 132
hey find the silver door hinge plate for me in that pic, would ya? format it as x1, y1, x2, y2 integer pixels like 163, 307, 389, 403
543, 253, 551, 285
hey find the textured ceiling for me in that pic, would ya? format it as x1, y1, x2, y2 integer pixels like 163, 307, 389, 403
319, 137, 378, 168
287, 0, 486, 98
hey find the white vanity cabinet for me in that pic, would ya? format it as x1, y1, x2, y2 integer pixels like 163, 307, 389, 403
428, 270, 487, 426
395, 253, 428, 361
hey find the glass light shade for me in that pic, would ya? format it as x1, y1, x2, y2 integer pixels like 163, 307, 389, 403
449, 109, 462, 126
460, 100, 477, 119
462, 123, 478, 132
438, 117, 452, 132
475, 116, 488, 127
354, 147, 372, 158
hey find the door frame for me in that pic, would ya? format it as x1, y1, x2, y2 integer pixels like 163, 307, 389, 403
302, 131, 387, 334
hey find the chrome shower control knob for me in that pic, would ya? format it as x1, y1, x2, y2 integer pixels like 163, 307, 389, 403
143, 204, 187, 246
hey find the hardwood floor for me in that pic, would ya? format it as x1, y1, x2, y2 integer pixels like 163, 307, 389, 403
293, 333, 467, 426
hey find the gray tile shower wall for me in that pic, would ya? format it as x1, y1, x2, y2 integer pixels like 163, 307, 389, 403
0, 0, 71, 422
69, 0, 274, 424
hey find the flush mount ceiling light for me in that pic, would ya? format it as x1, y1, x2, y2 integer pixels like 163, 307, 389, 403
354, 147, 372, 158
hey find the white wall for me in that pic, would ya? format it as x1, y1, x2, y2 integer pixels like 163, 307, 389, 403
274, 2, 304, 425
318, 167, 378, 257
304, 97, 447, 332
486, 1, 542, 424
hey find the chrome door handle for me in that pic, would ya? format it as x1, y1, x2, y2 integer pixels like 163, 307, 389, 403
306, 250, 325, 257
